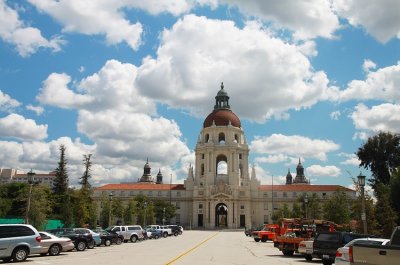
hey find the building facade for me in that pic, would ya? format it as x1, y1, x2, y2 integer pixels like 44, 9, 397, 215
94, 83, 355, 228
0, 168, 56, 188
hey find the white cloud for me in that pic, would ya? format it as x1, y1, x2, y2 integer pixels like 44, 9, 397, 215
339, 153, 360, 166
0, 90, 21, 112
362, 59, 376, 73
136, 15, 336, 122
255, 154, 289, 164
306, 164, 341, 177
0, 0, 63, 57
330, 110, 341, 120
351, 103, 400, 133
0, 113, 47, 140
26, 104, 44, 115
250, 133, 340, 161
339, 62, 400, 102
333, 0, 400, 43
222, 0, 340, 40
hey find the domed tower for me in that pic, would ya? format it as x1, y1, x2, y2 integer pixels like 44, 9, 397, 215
139, 158, 153, 183
189, 82, 252, 229
286, 168, 293, 184
156, 169, 163, 184
293, 158, 309, 184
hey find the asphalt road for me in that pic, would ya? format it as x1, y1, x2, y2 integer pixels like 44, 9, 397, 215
16, 230, 322, 265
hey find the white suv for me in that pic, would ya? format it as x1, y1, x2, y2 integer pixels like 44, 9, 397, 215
106, 225, 144, 243
0, 224, 47, 262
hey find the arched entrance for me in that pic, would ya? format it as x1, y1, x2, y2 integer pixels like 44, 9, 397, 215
215, 203, 228, 227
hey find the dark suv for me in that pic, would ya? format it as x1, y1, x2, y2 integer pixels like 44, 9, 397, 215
313, 231, 373, 265
0, 224, 47, 262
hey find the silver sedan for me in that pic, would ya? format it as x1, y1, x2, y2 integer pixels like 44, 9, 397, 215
39, 231, 75, 256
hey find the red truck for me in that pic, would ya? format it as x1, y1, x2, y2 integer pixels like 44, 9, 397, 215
252, 224, 280, 242
273, 218, 335, 256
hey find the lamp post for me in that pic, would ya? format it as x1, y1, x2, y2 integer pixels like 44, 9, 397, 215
25, 170, 36, 224
358, 173, 367, 234
143, 202, 148, 228
108, 191, 114, 226
162, 207, 166, 225
304, 193, 309, 219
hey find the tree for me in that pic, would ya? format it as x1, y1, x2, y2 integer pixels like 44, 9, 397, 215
375, 183, 397, 237
28, 185, 52, 229
79, 154, 92, 188
53, 144, 69, 194
323, 189, 351, 225
112, 198, 124, 223
0, 183, 26, 218
291, 202, 302, 218
356, 132, 400, 189
390, 167, 400, 222
124, 199, 137, 224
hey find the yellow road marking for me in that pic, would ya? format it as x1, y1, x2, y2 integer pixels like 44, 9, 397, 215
164, 232, 220, 265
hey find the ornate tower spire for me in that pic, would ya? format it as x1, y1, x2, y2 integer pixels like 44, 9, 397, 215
286, 168, 293, 184
214, 82, 230, 110
156, 169, 163, 184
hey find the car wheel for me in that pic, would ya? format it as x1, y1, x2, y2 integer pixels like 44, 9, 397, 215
12, 247, 28, 262
305, 254, 313, 261
76, 241, 86, 251
254, 238, 260, 242
116, 237, 123, 245
174, 231, 179, 236
104, 239, 112, 246
49, 244, 61, 256
163, 232, 168, 238
87, 240, 95, 249
130, 235, 138, 243
322, 260, 332, 265
154, 235, 159, 239
261, 237, 267, 242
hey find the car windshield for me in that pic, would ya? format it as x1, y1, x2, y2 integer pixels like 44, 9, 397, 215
344, 238, 387, 247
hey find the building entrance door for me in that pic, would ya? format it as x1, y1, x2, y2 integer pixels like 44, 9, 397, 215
198, 214, 203, 227
215, 203, 228, 227
240, 215, 245, 227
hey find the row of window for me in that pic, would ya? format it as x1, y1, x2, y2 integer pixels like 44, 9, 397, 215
204, 133, 241, 144
102, 190, 182, 197
263, 192, 327, 198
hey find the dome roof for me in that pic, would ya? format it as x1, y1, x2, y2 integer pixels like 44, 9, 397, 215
203, 109, 241, 128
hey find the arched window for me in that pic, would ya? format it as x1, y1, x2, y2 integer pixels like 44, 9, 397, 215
201, 164, 205, 176
205, 134, 209, 143
216, 154, 228, 175
218, 132, 225, 143
234, 134, 238, 143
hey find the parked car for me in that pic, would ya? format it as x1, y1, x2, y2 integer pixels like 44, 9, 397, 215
298, 240, 314, 261
95, 229, 123, 246
146, 228, 162, 239
313, 231, 374, 265
0, 224, 47, 262
167, 225, 181, 236
47, 228, 94, 251
38, 231, 74, 256
335, 238, 389, 265
74, 228, 101, 246
106, 225, 144, 243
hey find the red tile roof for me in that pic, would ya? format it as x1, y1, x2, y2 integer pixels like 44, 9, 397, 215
259, 184, 354, 192
96, 183, 185, 191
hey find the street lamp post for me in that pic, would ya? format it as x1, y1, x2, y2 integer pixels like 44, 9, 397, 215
304, 194, 309, 219
162, 207, 165, 225
25, 170, 37, 224
358, 173, 367, 234
108, 191, 114, 226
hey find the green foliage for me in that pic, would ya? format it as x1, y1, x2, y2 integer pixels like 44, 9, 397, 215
375, 183, 397, 237
79, 154, 92, 188
53, 144, 69, 195
0, 183, 27, 217
291, 202, 302, 218
28, 185, 52, 229
123, 199, 137, 224
112, 198, 124, 220
356, 132, 400, 189
390, 168, 400, 222
323, 189, 351, 225
99, 193, 112, 228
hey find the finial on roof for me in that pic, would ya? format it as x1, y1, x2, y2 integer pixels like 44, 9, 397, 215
221, 82, 224, 90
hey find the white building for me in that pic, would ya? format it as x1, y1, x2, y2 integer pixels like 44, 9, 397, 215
94, 83, 355, 228
0, 168, 56, 188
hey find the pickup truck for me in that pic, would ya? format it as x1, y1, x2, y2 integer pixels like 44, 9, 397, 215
147, 225, 172, 238
298, 240, 314, 261
351, 226, 400, 265
312, 231, 372, 265
252, 224, 280, 242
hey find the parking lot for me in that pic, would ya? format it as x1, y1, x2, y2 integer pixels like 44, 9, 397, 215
9, 230, 321, 265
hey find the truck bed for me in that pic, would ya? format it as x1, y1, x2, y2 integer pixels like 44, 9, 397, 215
352, 243, 400, 265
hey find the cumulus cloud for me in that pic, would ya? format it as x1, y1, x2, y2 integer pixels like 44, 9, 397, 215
26, 104, 44, 115
306, 164, 341, 177
339, 62, 400, 102
136, 15, 336, 122
222, 0, 340, 40
0, 0, 63, 57
333, 0, 400, 43
362, 59, 376, 73
250, 134, 340, 161
339, 153, 360, 166
351, 103, 400, 133
0, 90, 21, 112
0, 113, 47, 140
330, 110, 341, 120
255, 154, 289, 164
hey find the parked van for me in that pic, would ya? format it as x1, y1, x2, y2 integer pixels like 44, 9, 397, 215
0, 224, 47, 262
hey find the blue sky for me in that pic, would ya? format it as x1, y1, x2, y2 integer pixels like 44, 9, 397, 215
1, 0, 399, 189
